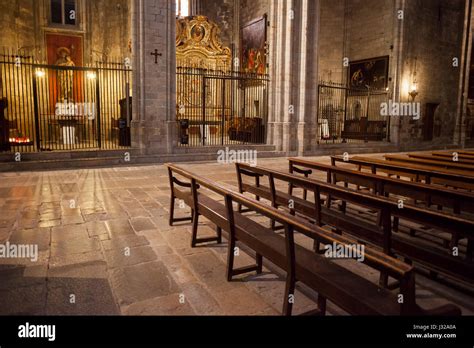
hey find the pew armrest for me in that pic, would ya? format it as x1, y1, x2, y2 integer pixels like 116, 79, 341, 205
172, 176, 200, 189
239, 168, 264, 178
291, 165, 313, 176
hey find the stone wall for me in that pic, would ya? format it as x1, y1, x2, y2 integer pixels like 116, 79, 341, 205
88, 0, 132, 60
0, 0, 36, 53
400, 0, 465, 146
240, 0, 269, 26
318, 0, 345, 83
345, 0, 395, 63
318, 0, 395, 85
0, 0, 131, 63
315, 0, 466, 148
197, 0, 270, 63
198, 0, 235, 49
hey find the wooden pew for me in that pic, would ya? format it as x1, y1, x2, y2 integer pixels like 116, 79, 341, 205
384, 154, 474, 172
408, 153, 474, 166
235, 163, 474, 285
167, 164, 461, 316
431, 151, 474, 161
331, 155, 474, 191
288, 157, 474, 217
290, 157, 474, 251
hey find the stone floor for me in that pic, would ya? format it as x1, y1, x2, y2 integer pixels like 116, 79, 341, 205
0, 155, 473, 315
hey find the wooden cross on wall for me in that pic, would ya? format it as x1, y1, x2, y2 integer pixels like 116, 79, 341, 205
151, 49, 162, 64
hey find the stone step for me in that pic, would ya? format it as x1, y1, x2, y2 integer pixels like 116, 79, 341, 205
0, 144, 276, 162
0, 150, 285, 172
0, 149, 141, 162
173, 144, 277, 154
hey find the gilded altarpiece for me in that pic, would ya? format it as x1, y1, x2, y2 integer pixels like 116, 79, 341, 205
175, 16, 233, 145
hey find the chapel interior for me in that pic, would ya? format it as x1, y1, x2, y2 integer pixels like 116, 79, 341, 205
0, 0, 473, 318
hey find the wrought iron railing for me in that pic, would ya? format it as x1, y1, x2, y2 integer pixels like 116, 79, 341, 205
317, 81, 390, 144
176, 67, 269, 147
0, 48, 132, 153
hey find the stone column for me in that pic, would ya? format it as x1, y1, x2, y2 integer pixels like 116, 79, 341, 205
295, 0, 319, 155
267, 0, 319, 155
389, 0, 406, 147
131, 0, 176, 155
454, 0, 473, 147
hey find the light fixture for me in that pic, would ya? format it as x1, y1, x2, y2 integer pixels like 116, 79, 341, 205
409, 81, 418, 101
35, 69, 45, 78
86, 71, 97, 80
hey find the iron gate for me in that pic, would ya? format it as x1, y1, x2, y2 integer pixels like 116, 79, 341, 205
0, 49, 132, 153
317, 82, 390, 144
176, 67, 269, 147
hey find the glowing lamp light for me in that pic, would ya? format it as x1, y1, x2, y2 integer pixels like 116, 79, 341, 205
409, 81, 419, 101
9, 136, 31, 144
35, 69, 45, 78
86, 72, 97, 80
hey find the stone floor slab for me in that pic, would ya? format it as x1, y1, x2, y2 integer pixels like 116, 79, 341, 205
46, 277, 119, 315
0, 155, 472, 316
104, 245, 157, 269
123, 293, 195, 315
109, 261, 179, 306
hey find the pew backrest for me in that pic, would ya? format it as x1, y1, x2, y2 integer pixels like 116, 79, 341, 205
288, 157, 474, 216
385, 154, 474, 172
331, 155, 474, 191
236, 162, 474, 283
409, 153, 474, 166
237, 162, 474, 242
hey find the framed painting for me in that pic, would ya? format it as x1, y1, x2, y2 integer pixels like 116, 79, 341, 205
240, 15, 267, 75
45, 33, 84, 106
348, 56, 389, 91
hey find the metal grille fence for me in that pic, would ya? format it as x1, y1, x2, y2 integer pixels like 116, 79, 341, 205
0, 49, 132, 153
176, 67, 269, 147
317, 82, 390, 144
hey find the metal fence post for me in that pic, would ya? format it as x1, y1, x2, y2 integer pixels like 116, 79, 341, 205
95, 68, 102, 149
32, 69, 41, 151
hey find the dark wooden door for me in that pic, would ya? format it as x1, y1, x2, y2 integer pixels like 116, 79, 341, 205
423, 103, 439, 141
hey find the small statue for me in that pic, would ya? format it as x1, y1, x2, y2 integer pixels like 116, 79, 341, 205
55, 47, 75, 102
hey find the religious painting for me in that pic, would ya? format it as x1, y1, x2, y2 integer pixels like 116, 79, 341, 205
45, 33, 84, 106
241, 15, 267, 75
349, 56, 389, 91
191, 24, 206, 43
176, 15, 231, 71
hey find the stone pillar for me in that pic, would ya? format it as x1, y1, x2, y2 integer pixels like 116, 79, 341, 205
454, 0, 473, 147
131, 0, 176, 155
267, 0, 319, 155
295, 0, 319, 155
389, 0, 406, 146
